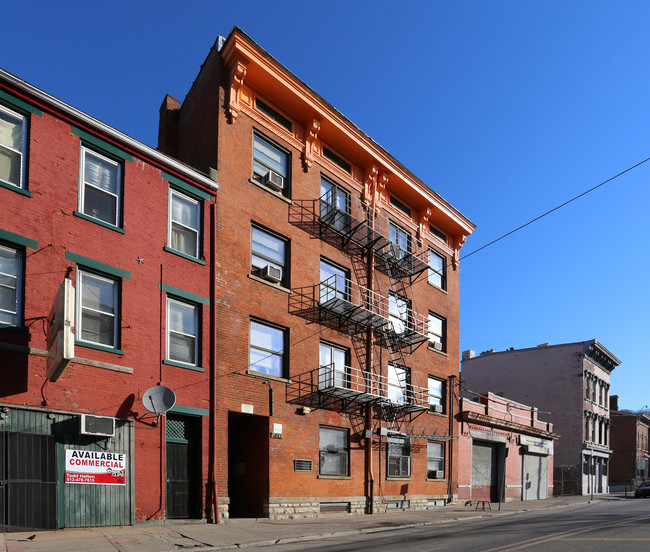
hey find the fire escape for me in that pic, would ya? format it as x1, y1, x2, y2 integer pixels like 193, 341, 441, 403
289, 190, 431, 431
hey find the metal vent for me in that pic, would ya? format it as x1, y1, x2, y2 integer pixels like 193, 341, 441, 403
294, 459, 312, 472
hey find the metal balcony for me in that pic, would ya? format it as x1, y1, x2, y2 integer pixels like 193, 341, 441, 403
318, 364, 428, 413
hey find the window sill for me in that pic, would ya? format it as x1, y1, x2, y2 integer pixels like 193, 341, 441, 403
428, 344, 448, 357
427, 409, 446, 416
249, 178, 292, 204
426, 478, 447, 482
0, 324, 29, 334
245, 370, 291, 384
73, 211, 125, 234
0, 181, 32, 197
163, 246, 206, 265
426, 281, 448, 295
163, 359, 205, 372
386, 477, 411, 481
248, 273, 291, 293
75, 340, 124, 355
318, 475, 351, 480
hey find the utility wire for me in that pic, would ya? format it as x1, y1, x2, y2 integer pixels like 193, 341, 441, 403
459, 156, 650, 262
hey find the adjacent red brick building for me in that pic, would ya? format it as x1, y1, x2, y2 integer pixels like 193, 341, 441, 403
609, 396, 650, 490
157, 28, 474, 519
0, 69, 217, 530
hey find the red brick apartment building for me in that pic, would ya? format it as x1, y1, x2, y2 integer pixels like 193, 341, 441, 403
0, 69, 217, 531
157, 27, 474, 520
0, 27, 473, 531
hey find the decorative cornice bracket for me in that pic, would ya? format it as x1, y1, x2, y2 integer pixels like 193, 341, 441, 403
227, 56, 248, 123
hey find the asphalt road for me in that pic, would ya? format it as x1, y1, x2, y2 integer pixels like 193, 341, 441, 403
261, 499, 650, 552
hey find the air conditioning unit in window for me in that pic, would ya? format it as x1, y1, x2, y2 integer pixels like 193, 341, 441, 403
432, 341, 443, 351
388, 242, 402, 259
262, 265, 283, 284
430, 404, 443, 413
429, 470, 445, 479
264, 170, 284, 191
80, 414, 115, 438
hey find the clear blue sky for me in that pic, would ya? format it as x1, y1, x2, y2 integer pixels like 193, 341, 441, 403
5, 1, 649, 410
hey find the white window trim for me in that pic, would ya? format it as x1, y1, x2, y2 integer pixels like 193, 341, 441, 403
428, 376, 444, 408
76, 270, 119, 348
0, 243, 22, 326
0, 104, 27, 189
428, 312, 446, 351
166, 296, 199, 366
79, 145, 122, 227
168, 188, 201, 258
249, 319, 286, 378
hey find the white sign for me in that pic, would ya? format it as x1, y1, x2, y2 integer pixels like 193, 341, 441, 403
65, 449, 126, 485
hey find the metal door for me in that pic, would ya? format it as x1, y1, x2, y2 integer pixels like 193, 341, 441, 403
523, 453, 548, 500
471, 441, 498, 502
2, 432, 57, 532
166, 416, 201, 519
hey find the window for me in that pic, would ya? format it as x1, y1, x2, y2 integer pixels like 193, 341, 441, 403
79, 146, 122, 227
249, 319, 286, 378
77, 270, 119, 348
387, 437, 411, 478
0, 104, 27, 189
428, 376, 444, 412
320, 259, 348, 303
322, 145, 351, 174
320, 176, 351, 232
389, 195, 412, 218
319, 426, 349, 476
427, 442, 445, 479
428, 312, 446, 352
585, 377, 590, 400
169, 189, 201, 259
255, 98, 292, 132
428, 249, 446, 290
389, 222, 411, 259
0, 244, 23, 326
429, 225, 447, 244
388, 294, 410, 335
251, 225, 287, 286
167, 297, 199, 366
252, 133, 289, 194
319, 341, 348, 389
387, 364, 409, 405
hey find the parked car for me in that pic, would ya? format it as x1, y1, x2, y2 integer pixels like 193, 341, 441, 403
635, 481, 650, 498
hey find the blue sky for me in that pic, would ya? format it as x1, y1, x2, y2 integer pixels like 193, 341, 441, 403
5, 1, 649, 410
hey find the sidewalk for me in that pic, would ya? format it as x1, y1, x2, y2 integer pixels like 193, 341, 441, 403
1, 494, 628, 552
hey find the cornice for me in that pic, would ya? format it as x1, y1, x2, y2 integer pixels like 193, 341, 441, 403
459, 410, 559, 440
220, 29, 475, 239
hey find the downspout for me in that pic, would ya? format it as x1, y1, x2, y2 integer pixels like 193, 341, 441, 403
448, 375, 456, 503
208, 197, 220, 523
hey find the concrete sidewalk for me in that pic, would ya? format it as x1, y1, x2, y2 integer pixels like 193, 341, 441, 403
1, 494, 629, 552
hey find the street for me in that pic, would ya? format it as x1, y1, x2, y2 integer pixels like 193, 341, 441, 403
263, 499, 650, 552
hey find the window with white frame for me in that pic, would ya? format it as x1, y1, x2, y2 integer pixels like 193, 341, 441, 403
167, 297, 199, 366
251, 225, 287, 286
387, 364, 409, 405
388, 221, 411, 259
319, 341, 348, 389
387, 437, 411, 478
320, 259, 348, 303
0, 104, 27, 189
428, 376, 444, 413
427, 442, 445, 479
252, 133, 289, 194
320, 176, 351, 232
249, 319, 286, 378
389, 293, 410, 335
428, 312, 446, 352
169, 189, 201, 259
319, 426, 349, 476
428, 249, 446, 290
0, 244, 23, 326
77, 270, 119, 348
79, 146, 122, 227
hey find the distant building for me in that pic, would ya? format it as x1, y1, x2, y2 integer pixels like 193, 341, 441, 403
461, 340, 620, 496
609, 395, 650, 490
457, 392, 558, 503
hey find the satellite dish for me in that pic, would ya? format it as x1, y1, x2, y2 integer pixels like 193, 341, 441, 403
142, 385, 176, 415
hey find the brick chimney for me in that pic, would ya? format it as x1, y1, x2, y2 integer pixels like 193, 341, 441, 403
609, 394, 619, 411
158, 94, 180, 157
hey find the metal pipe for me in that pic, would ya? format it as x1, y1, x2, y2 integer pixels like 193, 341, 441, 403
209, 198, 220, 523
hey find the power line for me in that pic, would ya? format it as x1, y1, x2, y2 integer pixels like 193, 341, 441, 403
459, 155, 650, 262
